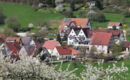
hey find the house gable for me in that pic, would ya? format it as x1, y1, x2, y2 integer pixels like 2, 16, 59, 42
19, 46, 28, 56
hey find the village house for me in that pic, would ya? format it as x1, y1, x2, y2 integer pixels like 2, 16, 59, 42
90, 29, 124, 41
107, 22, 122, 30
89, 32, 113, 54
59, 18, 91, 39
42, 40, 61, 54
19, 45, 40, 57
52, 46, 79, 60
19, 37, 45, 57
1, 42, 21, 57
68, 28, 91, 46
68, 28, 124, 46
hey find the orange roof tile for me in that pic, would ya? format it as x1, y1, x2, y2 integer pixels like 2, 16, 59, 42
108, 22, 121, 26
60, 18, 89, 31
42, 40, 60, 49
90, 32, 112, 45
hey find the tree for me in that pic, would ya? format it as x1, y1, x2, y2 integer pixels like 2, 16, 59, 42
110, 43, 123, 59
33, 26, 48, 37
78, 10, 87, 18
57, 33, 62, 44
123, 10, 130, 17
78, 46, 87, 58
0, 6, 5, 24
5, 16, 21, 32
95, 0, 103, 10
62, 10, 74, 18
80, 62, 128, 80
0, 53, 128, 80
87, 9, 106, 22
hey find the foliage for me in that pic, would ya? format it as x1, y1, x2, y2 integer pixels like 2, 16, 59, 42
5, 16, 21, 32
78, 46, 87, 58
87, 10, 106, 22
62, 10, 74, 18
33, 26, 48, 37
80, 62, 128, 80
0, 6, 5, 24
78, 10, 87, 18
123, 10, 130, 17
127, 28, 130, 37
103, 6, 121, 14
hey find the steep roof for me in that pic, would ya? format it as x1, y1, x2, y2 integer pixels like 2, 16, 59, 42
6, 37, 20, 43
90, 32, 112, 45
21, 37, 32, 45
6, 42, 21, 54
108, 22, 121, 26
60, 18, 89, 31
42, 40, 60, 49
56, 46, 79, 55
88, 29, 123, 38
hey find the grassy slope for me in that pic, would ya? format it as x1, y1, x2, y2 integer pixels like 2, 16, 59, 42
56, 60, 130, 80
0, 2, 65, 29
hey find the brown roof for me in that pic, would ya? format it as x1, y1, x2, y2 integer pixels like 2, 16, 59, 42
90, 32, 112, 45
60, 18, 89, 31
108, 22, 121, 26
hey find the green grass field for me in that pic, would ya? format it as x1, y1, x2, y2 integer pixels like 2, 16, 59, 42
0, 2, 65, 29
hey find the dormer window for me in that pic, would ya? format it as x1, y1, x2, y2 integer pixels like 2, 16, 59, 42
64, 26, 68, 29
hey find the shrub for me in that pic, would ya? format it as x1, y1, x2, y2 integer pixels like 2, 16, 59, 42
78, 10, 87, 18
103, 6, 121, 14
123, 10, 130, 17
5, 16, 21, 32
0, 6, 5, 24
87, 10, 106, 22
62, 10, 74, 17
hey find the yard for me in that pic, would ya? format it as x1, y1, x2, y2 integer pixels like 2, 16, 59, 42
55, 59, 130, 80
0, 2, 130, 33
0, 2, 65, 33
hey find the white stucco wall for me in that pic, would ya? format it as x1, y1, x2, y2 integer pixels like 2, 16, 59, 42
89, 45, 108, 54
108, 26, 122, 30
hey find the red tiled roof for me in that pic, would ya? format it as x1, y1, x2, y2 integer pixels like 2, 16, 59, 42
60, 18, 89, 31
42, 40, 60, 49
0, 33, 5, 38
6, 42, 21, 54
56, 46, 72, 55
71, 48, 80, 55
108, 22, 121, 26
6, 37, 20, 43
87, 29, 123, 38
56, 46, 79, 55
90, 32, 112, 45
